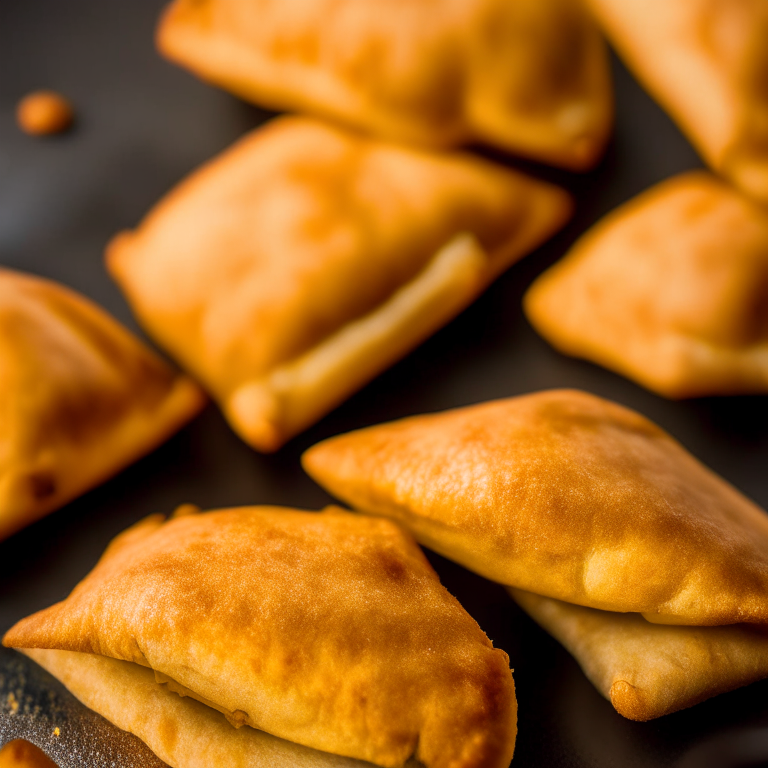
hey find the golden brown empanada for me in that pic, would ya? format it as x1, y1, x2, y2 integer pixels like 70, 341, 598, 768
4, 506, 517, 768
0, 740, 58, 768
585, 0, 768, 202
107, 116, 571, 452
524, 172, 768, 398
510, 588, 768, 721
303, 389, 768, 627
0, 269, 205, 541
157, 0, 613, 170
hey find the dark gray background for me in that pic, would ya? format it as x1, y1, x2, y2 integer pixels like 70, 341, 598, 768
1, 2, 768, 766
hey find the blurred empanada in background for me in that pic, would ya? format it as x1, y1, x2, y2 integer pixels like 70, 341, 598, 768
510, 589, 768, 721
303, 390, 768, 716
107, 116, 571, 452
4, 506, 517, 768
157, 0, 613, 170
524, 172, 768, 398
0, 740, 58, 768
585, 0, 768, 203
0, 269, 205, 542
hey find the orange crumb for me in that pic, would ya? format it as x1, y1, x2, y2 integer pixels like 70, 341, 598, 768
16, 91, 73, 136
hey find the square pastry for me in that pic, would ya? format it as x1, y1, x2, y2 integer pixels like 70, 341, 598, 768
108, 116, 571, 451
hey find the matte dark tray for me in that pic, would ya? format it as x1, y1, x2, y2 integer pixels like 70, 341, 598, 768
2, 2, 768, 766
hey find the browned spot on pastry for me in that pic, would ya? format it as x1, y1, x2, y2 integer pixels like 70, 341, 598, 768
27, 472, 56, 501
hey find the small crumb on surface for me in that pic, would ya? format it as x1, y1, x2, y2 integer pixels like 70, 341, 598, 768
51, 728, 60, 738
16, 91, 74, 136
6, 691, 19, 714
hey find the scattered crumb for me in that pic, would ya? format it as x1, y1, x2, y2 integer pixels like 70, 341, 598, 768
51, 727, 60, 738
7, 691, 19, 714
16, 91, 74, 136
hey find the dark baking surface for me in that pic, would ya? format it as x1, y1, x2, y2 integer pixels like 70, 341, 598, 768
2, 2, 768, 766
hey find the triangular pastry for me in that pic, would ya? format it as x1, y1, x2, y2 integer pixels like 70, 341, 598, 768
510, 588, 768, 721
303, 389, 768, 627
585, 0, 768, 203
107, 116, 571, 452
524, 172, 768, 398
0, 268, 205, 541
4, 506, 517, 768
157, 0, 613, 170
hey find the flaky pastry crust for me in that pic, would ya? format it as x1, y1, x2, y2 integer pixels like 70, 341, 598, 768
4, 506, 516, 768
0, 269, 205, 541
158, 0, 612, 170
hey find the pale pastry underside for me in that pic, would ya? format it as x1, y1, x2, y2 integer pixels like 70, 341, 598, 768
511, 589, 768, 721
23, 649, 394, 768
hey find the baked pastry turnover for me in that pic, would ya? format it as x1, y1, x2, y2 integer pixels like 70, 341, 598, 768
0, 269, 205, 542
524, 172, 768, 398
586, 0, 768, 203
157, 0, 613, 170
108, 116, 571, 452
304, 390, 768, 717
4, 506, 517, 768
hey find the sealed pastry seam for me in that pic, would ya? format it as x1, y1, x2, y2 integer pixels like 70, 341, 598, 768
226, 233, 488, 451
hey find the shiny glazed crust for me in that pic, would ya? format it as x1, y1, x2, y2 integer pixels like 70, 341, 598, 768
157, 0, 613, 170
303, 389, 768, 625
107, 116, 571, 452
4, 506, 517, 768
525, 172, 768, 398
0, 269, 206, 541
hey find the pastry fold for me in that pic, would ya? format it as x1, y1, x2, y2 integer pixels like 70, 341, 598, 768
303, 390, 768, 627
4, 506, 517, 768
22, 649, 377, 768
0, 268, 205, 541
524, 172, 768, 398
157, 0, 613, 170
585, 0, 768, 203
107, 116, 571, 452
510, 589, 768, 721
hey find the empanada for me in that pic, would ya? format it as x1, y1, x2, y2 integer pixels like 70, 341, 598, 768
510, 589, 768, 721
0, 740, 58, 768
4, 506, 517, 768
585, 0, 768, 202
107, 116, 571, 452
157, 0, 613, 170
0, 269, 205, 541
303, 389, 768, 627
524, 172, 768, 398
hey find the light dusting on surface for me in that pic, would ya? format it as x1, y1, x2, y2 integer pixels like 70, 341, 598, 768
0, 647, 167, 767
